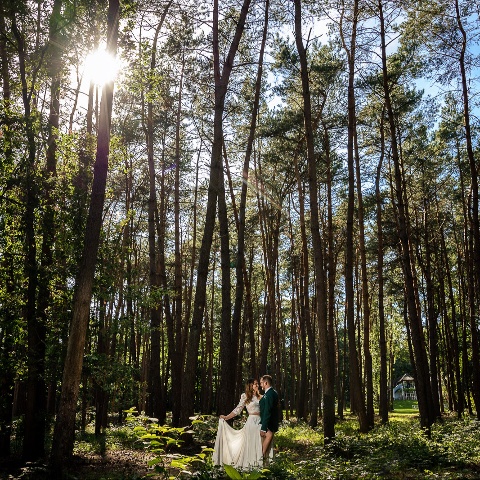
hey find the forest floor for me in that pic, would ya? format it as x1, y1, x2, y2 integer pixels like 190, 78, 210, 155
2, 402, 480, 479
0, 449, 154, 480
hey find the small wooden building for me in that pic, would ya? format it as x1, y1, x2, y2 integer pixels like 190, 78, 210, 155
393, 374, 417, 400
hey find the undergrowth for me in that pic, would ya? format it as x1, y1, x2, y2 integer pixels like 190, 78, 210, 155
69, 408, 480, 480
271, 414, 480, 479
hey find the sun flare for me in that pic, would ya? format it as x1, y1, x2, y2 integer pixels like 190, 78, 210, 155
82, 49, 120, 86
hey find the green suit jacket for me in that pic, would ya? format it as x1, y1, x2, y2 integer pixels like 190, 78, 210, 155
260, 387, 279, 433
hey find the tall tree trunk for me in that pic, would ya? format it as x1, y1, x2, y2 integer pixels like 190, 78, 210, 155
50, 1, 119, 472
305, 294, 318, 427
440, 224, 465, 415
257, 169, 280, 378
231, 0, 269, 389
145, 83, 163, 418
246, 247, 257, 378
337, 311, 347, 419
11, 10, 44, 460
94, 296, 109, 437
156, 132, 175, 423
454, 0, 480, 417
438, 258, 456, 412
127, 203, 137, 370
217, 137, 234, 415
324, 121, 338, 424
455, 139, 474, 414
185, 145, 202, 345
292, 158, 309, 421
378, 0, 435, 431
339, 0, 369, 433
376, 109, 388, 424
0, 254, 15, 457
0, 4, 15, 457
293, 0, 335, 440
172, 54, 185, 425
180, 0, 252, 425
143, 2, 171, 424
421, 199, 441, 418
454, 135, 471, 414
293, 147, 319, 426
354, 128, 374, 428
223, 149, 244, 400
29, 0, 65, 457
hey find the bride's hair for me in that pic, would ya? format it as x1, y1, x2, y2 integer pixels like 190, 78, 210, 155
244, 378, 259, 404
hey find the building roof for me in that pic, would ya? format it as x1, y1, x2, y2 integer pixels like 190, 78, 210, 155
396, 373, 414, 384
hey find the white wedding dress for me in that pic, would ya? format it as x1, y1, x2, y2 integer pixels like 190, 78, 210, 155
212, 393, 273, 470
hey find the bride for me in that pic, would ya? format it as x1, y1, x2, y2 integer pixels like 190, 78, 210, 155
212, 378, 272, 469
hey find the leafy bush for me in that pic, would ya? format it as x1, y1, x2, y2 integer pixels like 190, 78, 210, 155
189, 414, 220, 446
268, 415, 480, 479
120, 409, 480, 480
124, 407, 187, 478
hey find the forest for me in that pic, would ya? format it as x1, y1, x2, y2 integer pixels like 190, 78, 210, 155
1, 0, 480, 477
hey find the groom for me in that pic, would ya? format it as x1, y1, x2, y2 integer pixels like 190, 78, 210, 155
259, 374, 279, 459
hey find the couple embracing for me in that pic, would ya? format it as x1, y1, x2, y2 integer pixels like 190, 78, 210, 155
212, 375, 279, 470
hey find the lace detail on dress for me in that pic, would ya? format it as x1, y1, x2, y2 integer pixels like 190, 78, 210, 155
231, 393, 261, 416
213, 393, 272, 468
246, 396, 261, 415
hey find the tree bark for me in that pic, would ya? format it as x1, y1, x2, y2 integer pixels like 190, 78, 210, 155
354, 125, 374, 428
293, 0, 335, 440
50, 0, 119, 473
231, 0, 269, 390
454, 0, 480, 417
421, 198, 441, 418
292, 157, 309, 422
339, 0, 368, 433
378, 0, 435, 431
324, 119, 339, 423
441, 223, 465, 415
257, 160, 280, 378
26, 0, 65, 458
10, 9, 45, 459
142, 2, 172, 424
217, 138, 234, 415
172, 53, 186, 425
94, 296, 109, 437
376, 108, 388, 424
0, 4, 15, 457
180, 0, 252, 425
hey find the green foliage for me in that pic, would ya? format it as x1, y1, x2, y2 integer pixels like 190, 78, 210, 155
223, 464, 269, 479
273, 416, 480, 479
391, 399, 420, 415
275, 420, 324, 450
169, 448, 220, 479
125, 408, 222, 479
122, 412, 277, 479
68, 414, 480, 479
125, 407, 184, 449
189, 414, 221, 445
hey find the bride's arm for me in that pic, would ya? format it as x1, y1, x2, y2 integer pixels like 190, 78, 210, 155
220, 393, 246, 420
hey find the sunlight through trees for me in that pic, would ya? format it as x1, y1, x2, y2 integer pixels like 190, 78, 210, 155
1, 0, 480, 473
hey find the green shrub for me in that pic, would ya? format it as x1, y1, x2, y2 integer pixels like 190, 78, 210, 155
120, 409, 480, 480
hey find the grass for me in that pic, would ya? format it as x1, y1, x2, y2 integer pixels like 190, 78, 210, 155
3, 403, 480, 480
268, 403, 480, 479
81, 405, 480, 479
390, 399, 421, 416
164, 403, 480, 479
